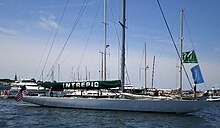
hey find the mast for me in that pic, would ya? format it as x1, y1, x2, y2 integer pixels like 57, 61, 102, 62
71, 66, 74, 82
85, 66, 87, 80
51, 70, 54, 82
41, 70, 44, 81
77, 68, 80, 81
103, 0, 107, 80
144, 42, 148, 89
179, 9, 184, 95
152, 56, 155, 88
58, 64, 60, 82
120, 0, 126, 92
100, 51, 103, 80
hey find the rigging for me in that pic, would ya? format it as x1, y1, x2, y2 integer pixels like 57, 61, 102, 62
157, 0, 193, 89
34, 0, 69, 80
40, 0, 69, 81
46, 0, 89, 81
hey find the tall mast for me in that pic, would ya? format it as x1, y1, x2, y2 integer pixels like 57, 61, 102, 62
51, 70, 54, 82
179, 9, 184, 95
71, 66, 74, 82
103, 0, 107, 80
41, 70, 44, 81
120, 0, 126, 92
100, 51, 103, 80
77, 68, 80, 81
58, 64, 60, 82
151, 56, 155, 88
85, 66, 87, 80
144, 42, 147, 89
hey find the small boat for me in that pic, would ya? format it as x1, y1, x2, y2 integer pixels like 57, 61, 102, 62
0, 82, 11, 90
206, 87, 220, 102
0, 82, 11, 98
207, 96, 220, 102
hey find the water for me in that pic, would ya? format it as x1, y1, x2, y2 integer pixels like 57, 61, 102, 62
0, 99, 219, 128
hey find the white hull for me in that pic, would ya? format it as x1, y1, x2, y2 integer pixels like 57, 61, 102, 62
207, 98, 220, 102
207, 96, 220, 102
23, 96, 206, 114
10, 86, 46, 97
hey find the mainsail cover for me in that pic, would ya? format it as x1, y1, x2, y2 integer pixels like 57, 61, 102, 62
42, 80, 121, 90
191, 65, 204, 84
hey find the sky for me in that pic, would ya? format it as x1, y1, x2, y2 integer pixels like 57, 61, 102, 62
0, 0, 220, 90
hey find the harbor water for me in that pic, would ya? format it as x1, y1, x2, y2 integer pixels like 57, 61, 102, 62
0, 98, 219, 128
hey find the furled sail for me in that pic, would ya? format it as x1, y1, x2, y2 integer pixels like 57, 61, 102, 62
41, 80, 121, 90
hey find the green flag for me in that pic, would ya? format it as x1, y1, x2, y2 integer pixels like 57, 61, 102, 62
182, 50, 198, 63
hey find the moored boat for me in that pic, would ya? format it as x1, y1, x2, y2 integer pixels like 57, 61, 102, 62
10, 78, 46, 97
206, 87, 220, 102
207, 96, 220, 102
22, 0, 207, 114
0, 82, 11, 98
23, 96, 206, 114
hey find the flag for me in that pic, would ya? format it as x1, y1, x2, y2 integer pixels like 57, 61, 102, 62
15, 85, 28, 102
191, 65, 204, 84
182, 50, 198, 63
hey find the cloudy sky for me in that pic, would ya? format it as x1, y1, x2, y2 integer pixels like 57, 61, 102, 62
0, 0, 220, 90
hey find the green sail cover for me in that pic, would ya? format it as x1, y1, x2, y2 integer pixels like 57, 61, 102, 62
42, 80, 121, 90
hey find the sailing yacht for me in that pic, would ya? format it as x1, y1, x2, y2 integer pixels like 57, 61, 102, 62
22, 0, 207, 114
